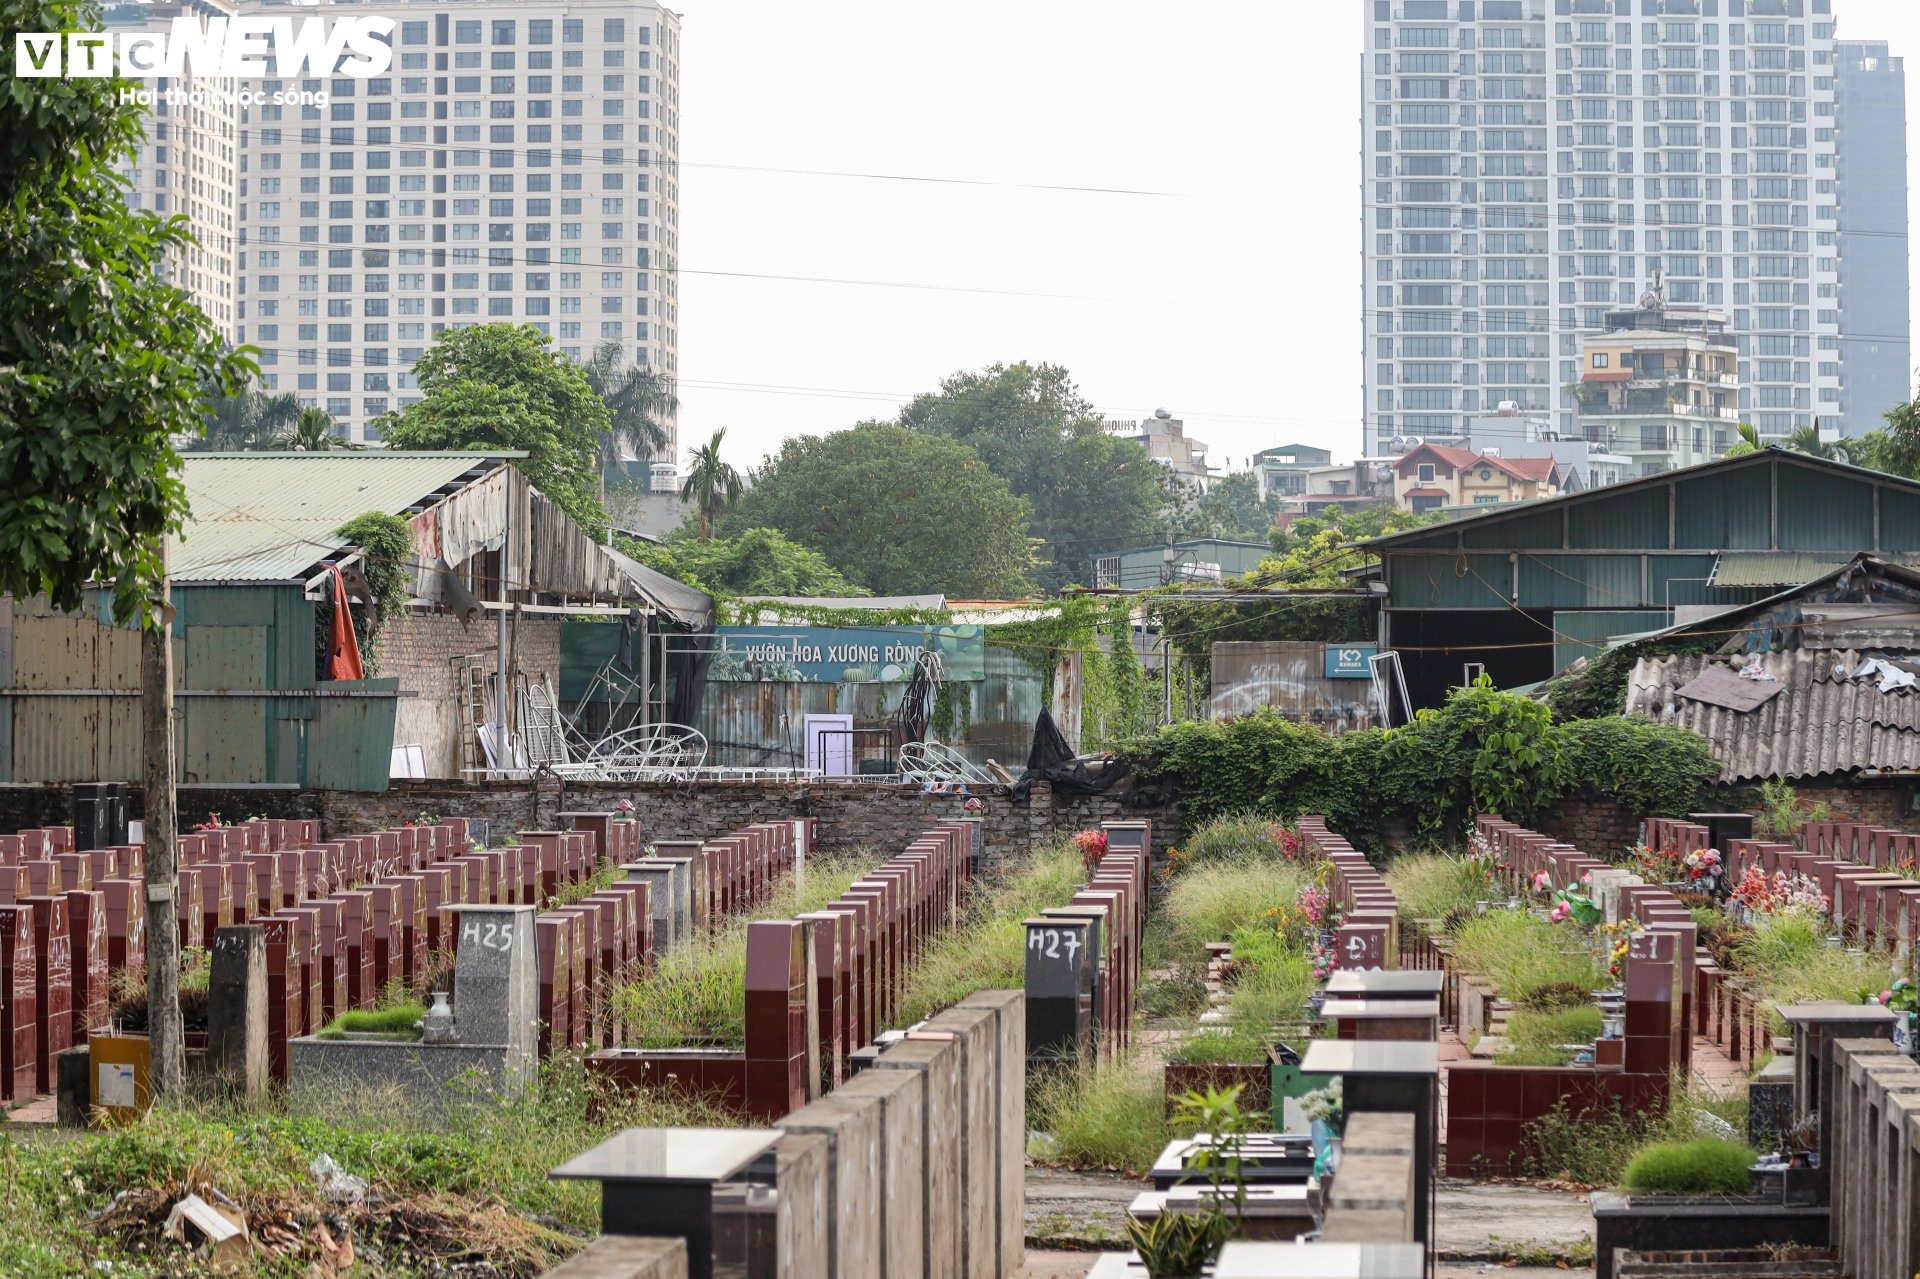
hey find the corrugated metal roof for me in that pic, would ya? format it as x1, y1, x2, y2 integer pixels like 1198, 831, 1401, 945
1713, 551, 1920, 588
170, 453, 510, 582
1625, 649, 1920, 781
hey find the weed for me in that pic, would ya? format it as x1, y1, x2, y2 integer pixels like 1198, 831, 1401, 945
1029, 1052, 1175, 1176
1385, 851, 1496, 924
1449, 910, 1604, 1002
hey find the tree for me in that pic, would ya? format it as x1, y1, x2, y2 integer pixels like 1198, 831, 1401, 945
269, 406, 347, 452
679, 428, 743, 543
895, 362, 1165, 591
1174, 471, 1280, 542
719, 423, 1036, 597
617, 528, 868, 598
371, 324, 610, 530
188, 379, 300, 451
0, 0, 253, 1100
1721, 422, 1762, 457
1877, 396, 1920, 480
583, 339, 675, 482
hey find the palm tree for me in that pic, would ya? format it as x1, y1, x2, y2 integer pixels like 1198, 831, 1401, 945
583, 340, 676, 478
190, 379, 301, 451
1722, 422, 1763, 457
680, 428, 743, 543
1783, 423, 1841, 460
269, 406, 348, 451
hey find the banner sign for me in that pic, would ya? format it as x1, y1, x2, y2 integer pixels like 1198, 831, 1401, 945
710, 625, 984, 684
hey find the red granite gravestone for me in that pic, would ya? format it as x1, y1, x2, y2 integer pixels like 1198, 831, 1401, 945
336, 889, 377, 1009
260, 914, 302, 1080
365, 882, 399, 994
0, 906, 34, 1099
580, 895, 625, 1045
64, 889, 108, 1044
795, 910, 847, 1091
23, 860, 61, 898
202, 861, 237, 941
176, 866, 205, 951
0, 834, 19, 860
535, 913, 573, 1060
389, 875, 426, 986
817, 904, 862, 1060
99, 878, 145, 980
52, 852, 91, 895
557, 908, 593, 1049
274, 851, 304, 910
521, 834, 564, 904
0, 865, 30, 903
18, 831, 45, 859
24, 895, 73, 1094
243, 854, 281, 922
743, 919, 812, 1121
604, 880, 652, 968
1334, 923, 1389, 972
419, 865, 455, 954
84, 847, 119, 886
300, 898, 349, 1025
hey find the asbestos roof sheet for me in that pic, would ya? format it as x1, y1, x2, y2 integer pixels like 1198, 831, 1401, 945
1625, 649, 1920, 782
1712, 552, 1874, 589
170, 453, 510, 582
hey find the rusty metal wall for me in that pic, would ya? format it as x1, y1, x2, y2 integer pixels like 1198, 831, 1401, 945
1208, 641, 1380, 731
1, 587, 397, 789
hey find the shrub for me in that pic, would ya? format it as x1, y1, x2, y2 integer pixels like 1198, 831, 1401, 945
1171, 812, 1303, 875
1154, 859, 1310, 962
1560, 716, 1723, 818
1622, 1138, 1758, 1195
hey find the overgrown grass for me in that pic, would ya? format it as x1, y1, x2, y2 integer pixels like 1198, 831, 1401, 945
1499, 1006, 1603, 1067
1386, 851, 1496, 923
0, 1054, 730, 1278
1172, 812, 1292, 873
1449, 910, 1605, 1002
1029, 1052, 1176, 1176
1730, 912, 1896, 1034
1151, 856, 1311, 965
613, 851, 881, 1048
316, 1003, 428, 1040
1622, 1138, 1758, 1195
893, 843, 1083, 1027
1522, 1077, 1757, 1187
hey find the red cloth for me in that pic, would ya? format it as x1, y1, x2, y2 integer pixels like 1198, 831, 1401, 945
324, 564, 365, 681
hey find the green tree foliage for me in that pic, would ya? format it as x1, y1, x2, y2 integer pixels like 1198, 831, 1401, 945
1125, 685, 1717, 852
583, 339, 674, 472
1171, 471, 1280, 542
269, 406, 346, 452
719, 423, 1036, 598
617, 528, 867, 598
0, 0, 251, 619
371, 324, 610, 531
187, 379, 301, 452
1875, 396, 1920, 479
894, 362, 1165, 591
679, 428, 743, 543
328, 512, 413, 674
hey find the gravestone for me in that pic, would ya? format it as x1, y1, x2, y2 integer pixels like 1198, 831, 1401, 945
207, 925, 269, 1098
873, 1037, 965, 1279
1024, 917, 1093, 1067
954, 990, 1025, 1279
449, 904, 540, 1083
776, 1093, 886, 1279
835, 1059, 927, 1279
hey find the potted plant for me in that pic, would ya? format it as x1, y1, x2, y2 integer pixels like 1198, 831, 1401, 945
1124, 1085, 1253, 1278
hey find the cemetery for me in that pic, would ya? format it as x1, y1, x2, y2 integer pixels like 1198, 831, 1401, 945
8, 761, 1920, 1279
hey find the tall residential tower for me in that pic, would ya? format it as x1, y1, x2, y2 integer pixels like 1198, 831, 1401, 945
232, 0, 682, 448
1834, 40, 1911, 436
1363, 0, 1852, 471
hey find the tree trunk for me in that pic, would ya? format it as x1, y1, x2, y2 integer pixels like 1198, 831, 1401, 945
141, 542, 184, 1098
698, 506, 710, 544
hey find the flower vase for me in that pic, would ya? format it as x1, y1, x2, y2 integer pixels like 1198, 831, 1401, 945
1310, 1118, 1332, 1161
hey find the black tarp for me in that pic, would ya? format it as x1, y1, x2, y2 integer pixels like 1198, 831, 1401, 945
1009, 710, 1130, 801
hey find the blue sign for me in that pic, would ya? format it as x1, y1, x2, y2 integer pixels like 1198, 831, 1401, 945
710, 625, 985, 683
1324, 644, 1378, 679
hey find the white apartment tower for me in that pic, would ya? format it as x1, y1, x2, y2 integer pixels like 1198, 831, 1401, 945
1363, 0, 1843, 466
112, 0, 241, 345
232, 0, 682, 448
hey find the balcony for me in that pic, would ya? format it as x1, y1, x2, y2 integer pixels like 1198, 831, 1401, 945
1581, 401, 1739, 421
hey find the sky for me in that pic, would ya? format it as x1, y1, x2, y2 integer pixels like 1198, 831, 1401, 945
671, 0, 1920, 475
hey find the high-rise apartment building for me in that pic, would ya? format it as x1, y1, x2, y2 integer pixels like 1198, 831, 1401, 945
112, 0, 241, 345
1835, 40, 1911, 436
1362, 0, 1847, 464
232, 0, 682, 448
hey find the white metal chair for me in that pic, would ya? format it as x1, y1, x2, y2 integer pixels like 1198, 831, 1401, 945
899, 740, 997, 787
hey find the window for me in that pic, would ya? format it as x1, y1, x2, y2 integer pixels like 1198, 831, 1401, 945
1416, 463, 1436, 482
1591, 353, 1608, 368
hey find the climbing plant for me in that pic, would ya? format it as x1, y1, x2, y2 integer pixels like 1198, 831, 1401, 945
314, 511, 414, 677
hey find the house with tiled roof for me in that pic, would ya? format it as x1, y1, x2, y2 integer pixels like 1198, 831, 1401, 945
1391, 443, 1563, 514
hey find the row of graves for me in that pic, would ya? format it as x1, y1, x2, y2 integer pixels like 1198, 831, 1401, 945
0, 786, 835, 1115
1102, 819, 1438, 1279
528, 820, 1164, 1279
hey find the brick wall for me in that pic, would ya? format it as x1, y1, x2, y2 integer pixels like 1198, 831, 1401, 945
1532, 780, 1920, 857
0, 778, 1177, 873
374, 610, 562, 779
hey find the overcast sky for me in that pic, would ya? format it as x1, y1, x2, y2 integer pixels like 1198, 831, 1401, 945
671, 0, 1920, 475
